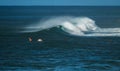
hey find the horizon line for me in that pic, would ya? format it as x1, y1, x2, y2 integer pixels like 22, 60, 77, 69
0, 5, 120, 6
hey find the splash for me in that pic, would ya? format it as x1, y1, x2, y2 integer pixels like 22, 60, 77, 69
22, 16, 120, 36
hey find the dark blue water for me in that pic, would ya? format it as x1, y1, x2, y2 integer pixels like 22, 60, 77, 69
0, 6, 120, 71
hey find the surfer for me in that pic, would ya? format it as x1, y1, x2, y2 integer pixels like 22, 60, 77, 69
28, 37, 32, 42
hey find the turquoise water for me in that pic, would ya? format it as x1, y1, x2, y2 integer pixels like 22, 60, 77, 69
0, 6, 120, 71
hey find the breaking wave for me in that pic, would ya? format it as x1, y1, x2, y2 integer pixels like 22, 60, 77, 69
22, 16, 120, 36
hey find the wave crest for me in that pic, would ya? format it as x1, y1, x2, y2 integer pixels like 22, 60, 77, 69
22, 16, 120, 36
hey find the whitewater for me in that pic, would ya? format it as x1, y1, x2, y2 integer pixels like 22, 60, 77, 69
22, 16, 120, 36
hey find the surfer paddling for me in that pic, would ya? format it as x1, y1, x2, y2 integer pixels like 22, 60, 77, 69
28, 37, 32, 42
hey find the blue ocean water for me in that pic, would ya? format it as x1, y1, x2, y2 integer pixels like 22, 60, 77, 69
0, 6, 120, 71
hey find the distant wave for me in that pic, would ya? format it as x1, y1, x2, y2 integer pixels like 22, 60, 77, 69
21, 16, 120, 36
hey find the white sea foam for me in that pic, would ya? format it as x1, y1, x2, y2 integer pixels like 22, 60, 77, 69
22, 16, 120, 36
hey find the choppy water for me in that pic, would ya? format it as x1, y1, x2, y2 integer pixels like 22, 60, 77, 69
0, 6, 120, 71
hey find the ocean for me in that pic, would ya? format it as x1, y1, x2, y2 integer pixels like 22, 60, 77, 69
0, 6, 120, 71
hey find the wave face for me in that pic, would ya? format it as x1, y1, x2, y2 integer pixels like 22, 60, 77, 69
22, 16, 120, 36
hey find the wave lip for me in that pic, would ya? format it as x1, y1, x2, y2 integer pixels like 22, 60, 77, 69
22, 16, 120, 37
